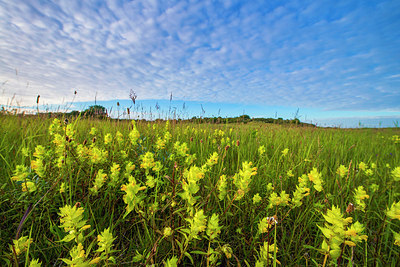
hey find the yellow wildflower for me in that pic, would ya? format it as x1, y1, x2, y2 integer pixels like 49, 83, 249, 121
307, 168, 323, 192
391, 167, 400, 181
358, 162, 367, 171
336, 165, 348, 178
387, 201, 400, 220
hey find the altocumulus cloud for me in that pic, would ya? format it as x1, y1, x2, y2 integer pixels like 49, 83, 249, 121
0, 0, 399, 111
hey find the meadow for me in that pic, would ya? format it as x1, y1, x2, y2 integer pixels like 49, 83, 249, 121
0, 114, 399, 266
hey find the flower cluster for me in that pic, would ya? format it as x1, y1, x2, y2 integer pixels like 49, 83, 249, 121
12, 165, 36, 192
233, 161, 257, 200
319, 206, 367, 261
353, 186, 369, 212
307, 168, 323, 192
58, 204, 91, 243
292, 174, 310, 207
180, 166, 205, 207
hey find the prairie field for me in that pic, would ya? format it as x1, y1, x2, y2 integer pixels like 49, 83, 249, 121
0, 114, 399, 266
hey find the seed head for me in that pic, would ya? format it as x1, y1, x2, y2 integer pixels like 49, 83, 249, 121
346, 203, 355, 214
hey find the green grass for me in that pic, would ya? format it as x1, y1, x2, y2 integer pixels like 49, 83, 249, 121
0, 114, 399, 266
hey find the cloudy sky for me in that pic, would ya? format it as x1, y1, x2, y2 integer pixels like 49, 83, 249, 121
0, 0, 399, 126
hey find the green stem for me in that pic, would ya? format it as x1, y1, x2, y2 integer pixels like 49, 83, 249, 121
273, 223, 277, 267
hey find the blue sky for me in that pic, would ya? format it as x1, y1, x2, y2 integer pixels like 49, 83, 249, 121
0, 0, 399, 127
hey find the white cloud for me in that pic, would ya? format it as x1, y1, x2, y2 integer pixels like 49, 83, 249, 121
0, 0, 399, 112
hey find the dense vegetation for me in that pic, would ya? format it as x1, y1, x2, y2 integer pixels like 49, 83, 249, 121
30, 105, 312, 126
0, 114, 399, 266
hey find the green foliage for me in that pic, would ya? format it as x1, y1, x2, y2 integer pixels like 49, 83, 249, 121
83, 105, 107, 118
9, 236, 32, 256
96, 227, 116, 263
318, 206, 367, 263
0, 115, 399, 266
58, 204, 91, 243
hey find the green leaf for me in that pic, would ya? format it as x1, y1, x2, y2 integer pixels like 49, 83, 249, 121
302, 245, 319, 251
176, 239, 184, 252
330, 249, 341, 259
190, 250, 208, 255
180, 228, 190, 236
109, 256, 116, 264
164, 256, 178, 267
60, 233, 75, 243
49, 222, 63, 240
184, 252, 194, 265
61, 258, 73, 264
321, 240, 329, 253
132, 251, 144, 262
85, 229, 96, 238
86, 238, 97, 255
123, 210, 131, 219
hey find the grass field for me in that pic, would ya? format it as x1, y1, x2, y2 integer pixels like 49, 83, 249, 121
0, 114, 399, 266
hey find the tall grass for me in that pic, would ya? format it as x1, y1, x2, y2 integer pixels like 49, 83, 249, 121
0, 114, 399, 266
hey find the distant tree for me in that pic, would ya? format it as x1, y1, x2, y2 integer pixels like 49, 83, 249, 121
291, 118, 300, 125
84, 105, 108, 118
69, 110, 81, 117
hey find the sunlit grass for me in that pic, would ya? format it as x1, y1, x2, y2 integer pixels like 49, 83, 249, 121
0, 114, 399, 266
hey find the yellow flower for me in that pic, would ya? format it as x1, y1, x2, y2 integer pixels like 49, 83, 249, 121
60, 182, 67, 194
12, 165, 29, 182
206, 213, 221, 240
116, 131, 124, 145
253, 193, 262, 204
90, 169, 107, 194
233, 161, 257, 200
365, 169, 373, 176
140, 152, 156, 170
354, 186, 369, 212
287, 170, 294, 177
10, 236, 32, 256
387, 201, 400, 220
358, 162, 367, 171
129, 121, 140, 145
104, 133, 112, 145
163, 227, 172, 237
185, 210, 207, 240
393, 231, 400, 246
281, 148, 289, 156
369, 183, 379, 193
336, 165, 348, 178
81, 225, 91, 231
29, 258, 42, 267
307, 168, 323, 192
258, 217, 272, 234
391, 167, 400, 181
21, 181, 37, 193
89, 127, 97, 136
268, 191, 290, 208
258, 145, 266, 156
89, 257, 101, 264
